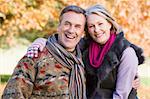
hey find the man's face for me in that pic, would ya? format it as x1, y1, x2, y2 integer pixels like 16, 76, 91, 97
57, 11, 86, 52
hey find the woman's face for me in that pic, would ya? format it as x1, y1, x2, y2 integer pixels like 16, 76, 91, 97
87, 13, 112, 45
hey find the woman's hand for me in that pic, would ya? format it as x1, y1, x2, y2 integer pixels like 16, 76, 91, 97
27, 38, 47, 58
132, 76, 140, 89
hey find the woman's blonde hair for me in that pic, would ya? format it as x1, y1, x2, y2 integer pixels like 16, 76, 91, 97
85, 4, 122, 34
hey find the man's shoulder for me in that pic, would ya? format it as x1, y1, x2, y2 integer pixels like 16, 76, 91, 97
39, 47, 49, 55
37, 47, 55, 60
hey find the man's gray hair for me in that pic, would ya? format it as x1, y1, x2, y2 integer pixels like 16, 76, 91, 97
59, 5, 86, 22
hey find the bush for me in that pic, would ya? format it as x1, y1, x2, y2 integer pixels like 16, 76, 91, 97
0, 75, 11, 83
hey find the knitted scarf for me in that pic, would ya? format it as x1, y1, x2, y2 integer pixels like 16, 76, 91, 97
89, 33, 116, 68
46, 35, 86, 99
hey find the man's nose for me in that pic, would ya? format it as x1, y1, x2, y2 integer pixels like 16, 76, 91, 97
68, 26, 75, 33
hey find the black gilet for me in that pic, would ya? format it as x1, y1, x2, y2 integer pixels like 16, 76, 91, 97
82, 32, 144, 99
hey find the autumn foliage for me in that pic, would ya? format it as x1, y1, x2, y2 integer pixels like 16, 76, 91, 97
0, 0, 150, 56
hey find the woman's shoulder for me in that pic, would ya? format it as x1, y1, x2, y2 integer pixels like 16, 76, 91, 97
121, 47, 138, 64
123, 47, 136, 54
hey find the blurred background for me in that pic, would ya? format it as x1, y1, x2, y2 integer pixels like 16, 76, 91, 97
0, 0, 150, 98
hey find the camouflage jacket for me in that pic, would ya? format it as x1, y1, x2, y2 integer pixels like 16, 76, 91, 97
2, 48, 70, 99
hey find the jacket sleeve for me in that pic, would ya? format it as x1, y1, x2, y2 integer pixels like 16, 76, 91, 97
2, 56, 36, 99
113, 47, 138, 99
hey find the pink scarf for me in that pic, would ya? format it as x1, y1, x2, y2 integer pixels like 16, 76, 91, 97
89, 33, 116, 68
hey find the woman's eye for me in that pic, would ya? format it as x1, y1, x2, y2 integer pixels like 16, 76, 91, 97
88, 25, 94, 28
98, 23, 102, 26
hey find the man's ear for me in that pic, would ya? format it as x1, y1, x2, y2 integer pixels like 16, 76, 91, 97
82, 31, 85, 38
57, 23, 61, 32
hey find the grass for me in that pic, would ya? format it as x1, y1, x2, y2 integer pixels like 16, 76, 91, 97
0, 75, 10, 83
1, 74, 150, 85
141, 77, 150, 86
1, 76, 150, 98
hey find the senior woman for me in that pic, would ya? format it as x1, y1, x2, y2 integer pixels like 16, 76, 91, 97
83, 5, 144, 99
26, 5, 144, 99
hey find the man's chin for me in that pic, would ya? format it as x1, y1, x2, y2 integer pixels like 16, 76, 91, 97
64, 44, 76, 51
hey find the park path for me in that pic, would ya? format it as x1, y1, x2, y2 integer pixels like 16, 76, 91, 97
0, 45, 28, 74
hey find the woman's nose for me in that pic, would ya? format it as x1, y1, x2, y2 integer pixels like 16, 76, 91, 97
94, 25, 101, 33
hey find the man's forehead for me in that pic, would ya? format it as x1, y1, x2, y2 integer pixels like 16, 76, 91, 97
62, 11, 85, 16
61, 11, 86, 24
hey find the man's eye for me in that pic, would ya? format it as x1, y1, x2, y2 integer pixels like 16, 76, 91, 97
75, 25, 81, 29
64, 23, 69, 25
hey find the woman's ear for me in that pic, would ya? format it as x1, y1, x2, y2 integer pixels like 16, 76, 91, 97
108, 21, 112, 30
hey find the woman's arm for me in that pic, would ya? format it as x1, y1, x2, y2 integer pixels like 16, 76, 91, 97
113, 47, 138, 99
27, 38, 47, 58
